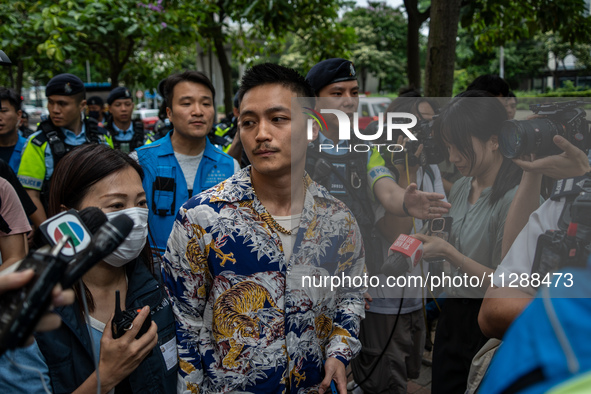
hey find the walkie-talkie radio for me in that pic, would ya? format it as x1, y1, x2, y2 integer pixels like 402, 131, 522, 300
111, 290, 151, 339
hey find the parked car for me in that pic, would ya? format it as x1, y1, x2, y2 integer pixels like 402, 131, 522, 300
358, 97, 392, 130
132, 109, 160, 131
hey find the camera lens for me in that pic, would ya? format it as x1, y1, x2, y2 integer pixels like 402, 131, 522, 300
499, 118, 563, 159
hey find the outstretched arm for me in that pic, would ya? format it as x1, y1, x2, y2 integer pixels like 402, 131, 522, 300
374, 177, 450, 220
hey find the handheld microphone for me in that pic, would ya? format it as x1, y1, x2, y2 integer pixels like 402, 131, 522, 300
61, 213, 134, 288
0, 213, 133, 356
381, 234, 424, 277
0, 236, 71, 354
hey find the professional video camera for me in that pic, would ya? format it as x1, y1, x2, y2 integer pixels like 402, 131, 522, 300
499, 100, 591, 159
531, 180, 591, 281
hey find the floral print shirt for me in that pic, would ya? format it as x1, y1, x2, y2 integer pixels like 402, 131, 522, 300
163, 167, 366, 393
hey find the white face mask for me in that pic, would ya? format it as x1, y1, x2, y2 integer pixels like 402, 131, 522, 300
103, 207, 149, 267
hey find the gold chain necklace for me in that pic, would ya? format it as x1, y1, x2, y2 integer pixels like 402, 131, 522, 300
252, 179, 307, 235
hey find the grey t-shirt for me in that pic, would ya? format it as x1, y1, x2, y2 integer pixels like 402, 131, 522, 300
448, 177, 518, 298
174, 151, 203, 192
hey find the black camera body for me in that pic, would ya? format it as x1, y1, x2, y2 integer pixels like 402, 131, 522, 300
407, 120, 445, 166
532, 229, 591, 278
532, 189, 591, 279
500, 101, 591, 159
384, 119, 444, 167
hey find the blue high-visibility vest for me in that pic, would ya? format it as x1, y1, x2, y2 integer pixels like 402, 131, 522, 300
136, 131, 235, 253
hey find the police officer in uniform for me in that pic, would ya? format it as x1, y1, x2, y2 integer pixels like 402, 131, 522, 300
133, 71, 238, 256
209, 92, 239, 153
17, 73, 113, 221
0, 87, 27, 174
104, 86, 146, 153
305, 58, 449, 274
86, 95, 105, 124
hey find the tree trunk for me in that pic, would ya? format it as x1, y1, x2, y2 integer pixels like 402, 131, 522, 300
15, 59, 24, 97
213, 28, 233, 116
110, 65, 121, 89
424, 0, 462, 97
360, 68, 367, 93
404, 0, 430, 90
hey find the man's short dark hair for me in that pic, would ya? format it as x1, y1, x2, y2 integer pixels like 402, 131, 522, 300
164, 71, 215, 108
0, 87, 22, 111
238, 63, 314, 106
466, 74, 510, 97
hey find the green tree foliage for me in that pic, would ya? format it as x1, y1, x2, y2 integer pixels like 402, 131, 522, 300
37, 0, 197, 88
454, 28, 548, 93
462, 0, 591, 51
193, 0, 352, 112
425, 0, 591, 96
0, 0, 64, 95
340, 2, 407, 93
278, 26, 355, 76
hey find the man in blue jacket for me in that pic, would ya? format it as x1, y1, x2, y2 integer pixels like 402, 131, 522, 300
134, 71, 238, 256
0, 87, 27, 174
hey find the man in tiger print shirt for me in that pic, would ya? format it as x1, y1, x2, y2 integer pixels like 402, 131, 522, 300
162, 63, 366, 393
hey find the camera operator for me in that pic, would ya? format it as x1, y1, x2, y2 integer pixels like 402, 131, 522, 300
479, 134, 591, 340
476, 133, 591, 393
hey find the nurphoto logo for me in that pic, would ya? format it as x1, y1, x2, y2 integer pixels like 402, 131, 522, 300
305, 108, 419, 153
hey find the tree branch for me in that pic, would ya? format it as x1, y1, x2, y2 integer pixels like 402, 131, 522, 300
418, 6, 430, 24
78, 37, 114, 64
120, 37, 135, 66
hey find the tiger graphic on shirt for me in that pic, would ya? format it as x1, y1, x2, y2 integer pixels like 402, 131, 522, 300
212, 280, 283, 369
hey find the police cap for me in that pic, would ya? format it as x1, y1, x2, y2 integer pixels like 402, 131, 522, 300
306, 58, 357, 95
107, 87, 132, 105
87, 96, 104, 106
46, 73, 85, 97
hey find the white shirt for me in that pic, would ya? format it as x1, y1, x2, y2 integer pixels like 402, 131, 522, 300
493, 197, 565, 295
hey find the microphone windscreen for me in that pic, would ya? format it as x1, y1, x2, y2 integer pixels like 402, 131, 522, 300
78, 207, 108, 235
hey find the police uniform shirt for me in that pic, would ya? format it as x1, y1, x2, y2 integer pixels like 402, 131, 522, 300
112, 122, 134, 142
317, 131, 351, 156
19, 121, 92, 190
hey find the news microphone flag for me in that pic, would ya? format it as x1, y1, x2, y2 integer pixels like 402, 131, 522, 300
389, 234, 423, 269
39, 210, 92, 257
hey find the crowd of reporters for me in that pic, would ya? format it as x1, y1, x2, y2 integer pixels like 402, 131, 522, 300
0, 59, 589, 394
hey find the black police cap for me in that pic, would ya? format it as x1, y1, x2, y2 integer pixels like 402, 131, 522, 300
306, 58, 357, 95
107, 87, 132, 105
87, 96, 104, 106
46, 73, 85, 97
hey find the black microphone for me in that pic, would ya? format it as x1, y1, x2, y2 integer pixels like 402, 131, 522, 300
61, 214, 134, 288
0, 237, 72, 354
78, 207, 108, 234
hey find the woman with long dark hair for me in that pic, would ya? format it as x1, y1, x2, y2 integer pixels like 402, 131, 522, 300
413, 91, 529, 394
33, 144, 177, 393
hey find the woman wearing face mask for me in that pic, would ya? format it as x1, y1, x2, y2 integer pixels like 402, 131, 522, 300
411, 91, 539, 394
32, 144, 177, 394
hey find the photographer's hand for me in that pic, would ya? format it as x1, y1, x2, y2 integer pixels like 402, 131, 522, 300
512, 135, 591, 179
